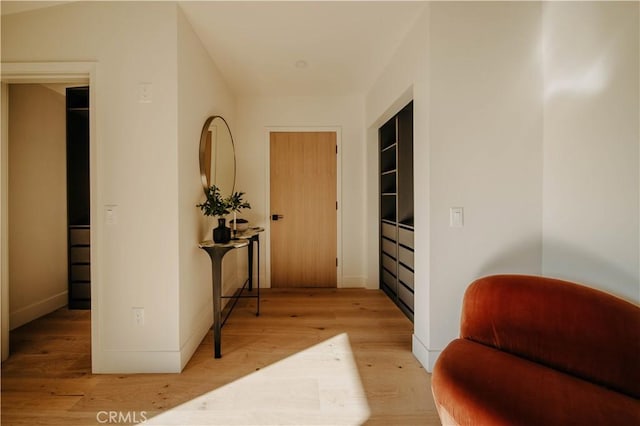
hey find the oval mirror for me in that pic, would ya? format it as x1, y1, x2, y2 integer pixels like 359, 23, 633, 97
199, 115, 236, 196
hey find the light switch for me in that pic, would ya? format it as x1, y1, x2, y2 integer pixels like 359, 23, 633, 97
138, 82, 152, 103
105, 205, 118, 225
450, 207, 464, 228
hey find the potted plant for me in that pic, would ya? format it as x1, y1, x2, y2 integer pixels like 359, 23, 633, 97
197, 185, 231, 243
226, 191, 251, 236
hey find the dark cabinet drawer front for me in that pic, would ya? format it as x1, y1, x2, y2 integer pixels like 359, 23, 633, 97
381, 223, 396, 241
382, 253, 396, 274
71, 264, 91, 282
70, 228, 90, 245
398, 282, 414, 311
70, 246, 90, 263
382, 269, 396, 289
71, 282, 91, 299
382, 238, 396, 258
398, 264, 414, 290
398, 245, 413, 269
398, 227, 413, 249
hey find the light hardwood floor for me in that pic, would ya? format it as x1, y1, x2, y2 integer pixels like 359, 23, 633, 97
1, 289, 440, 425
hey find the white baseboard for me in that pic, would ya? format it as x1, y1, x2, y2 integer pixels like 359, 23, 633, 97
93, 349, 183, 374
412, 334, 441, 373
180, 302, 213, 370
340, 276, 366, 288
91, 301, 212, 374
10, 291, 67, 330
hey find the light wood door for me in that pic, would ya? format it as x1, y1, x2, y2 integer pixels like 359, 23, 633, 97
270, 131, 337, 287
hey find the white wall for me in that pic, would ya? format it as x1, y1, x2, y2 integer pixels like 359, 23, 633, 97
428, 0, 544, 357
8, 84, 68, 329
367, 1, 638, 372
367, 2, 543, 371
235, 95, 366, 288
176, 6, 240, 369
542, 1, 640, 301
2, 2, 183, 372
364, 3, 431, 365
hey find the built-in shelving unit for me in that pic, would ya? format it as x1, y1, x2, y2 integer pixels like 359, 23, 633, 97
379, 101, 414, 321
67, 86, 91, 309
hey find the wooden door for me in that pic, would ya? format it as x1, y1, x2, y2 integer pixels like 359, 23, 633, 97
270, 131, 337, 287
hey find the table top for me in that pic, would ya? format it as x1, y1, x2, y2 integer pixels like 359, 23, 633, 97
198, 227, 264, 249
235, 227, 264, 239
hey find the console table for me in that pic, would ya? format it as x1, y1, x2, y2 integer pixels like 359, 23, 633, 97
199, 227, 263, 358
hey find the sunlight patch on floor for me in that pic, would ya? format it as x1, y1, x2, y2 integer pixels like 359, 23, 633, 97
147, 333, 370, 425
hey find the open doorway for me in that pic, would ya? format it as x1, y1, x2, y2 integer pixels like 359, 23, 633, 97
5, 82, 90, 350
1, 62, 96, 364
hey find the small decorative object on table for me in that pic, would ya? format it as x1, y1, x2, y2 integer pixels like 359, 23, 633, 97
229, 218, 249, 233
226, 191, 251, 238
196, 185, 231, 243
213, 218, 231, 243
196, 186, 251, 243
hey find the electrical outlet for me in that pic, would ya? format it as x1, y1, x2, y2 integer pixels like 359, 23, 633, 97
132, 307, 144, 326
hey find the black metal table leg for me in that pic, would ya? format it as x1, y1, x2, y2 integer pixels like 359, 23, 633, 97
246, 235, 261, 316
199, 228, 263, 358
202, 244, 240, 359
248, 236, 254, 292
256, 235, 260, 316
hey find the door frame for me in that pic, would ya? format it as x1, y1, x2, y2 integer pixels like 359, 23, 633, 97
1, 62, 98, 366
264, 127, 343, 288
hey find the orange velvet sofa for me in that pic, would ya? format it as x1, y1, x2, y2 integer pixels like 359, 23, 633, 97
431, 274, 640, 425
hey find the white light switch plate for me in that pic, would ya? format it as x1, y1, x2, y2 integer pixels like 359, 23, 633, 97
450, 207, 464, 228
138, 82, 152, 103
105, 205, 118, 225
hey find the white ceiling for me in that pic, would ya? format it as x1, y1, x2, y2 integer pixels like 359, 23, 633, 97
179, 1, 426, 96
1, 1, 426, 97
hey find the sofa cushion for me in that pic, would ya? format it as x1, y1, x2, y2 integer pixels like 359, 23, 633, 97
461, 275, 640, 398
432, 339, 640, 426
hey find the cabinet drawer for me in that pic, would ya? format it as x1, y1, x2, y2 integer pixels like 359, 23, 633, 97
70, 246, 90, 264
382, 269, 396, 290
381, 223, 396, 241
398, 227, 414, 249
382, 238, 396, 258
69, 228, 90, 245
382, 253, 396, 274
71, 264, 91, 282
398, 245, 413, 269
71, 282, 91, 299
398, 282, 414, 311
398, 264, 414, 290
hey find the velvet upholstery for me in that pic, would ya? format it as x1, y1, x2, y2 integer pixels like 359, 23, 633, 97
431, 274, 640, 426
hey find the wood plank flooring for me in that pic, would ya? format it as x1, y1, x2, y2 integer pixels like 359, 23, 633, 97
1, 289, 439, 425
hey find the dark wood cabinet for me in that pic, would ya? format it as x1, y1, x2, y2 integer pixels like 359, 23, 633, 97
379, 101, 414, 321
66, 86, 90, 309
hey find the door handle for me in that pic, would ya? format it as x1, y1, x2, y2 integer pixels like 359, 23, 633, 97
271, 214, 284, 221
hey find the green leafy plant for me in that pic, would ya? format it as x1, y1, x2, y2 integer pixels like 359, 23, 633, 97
196, 186, 251, 218
196, 185, 230, 217
226, 191, 251, 213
